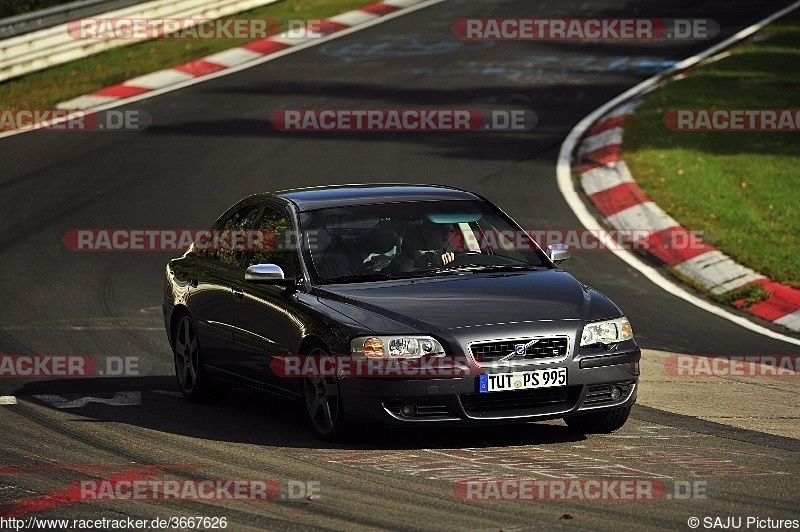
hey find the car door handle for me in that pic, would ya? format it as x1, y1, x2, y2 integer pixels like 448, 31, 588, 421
231, 285, 244, 300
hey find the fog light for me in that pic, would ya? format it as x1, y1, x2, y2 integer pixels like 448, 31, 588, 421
610, 386, 622, 400
399, 403, 417, 417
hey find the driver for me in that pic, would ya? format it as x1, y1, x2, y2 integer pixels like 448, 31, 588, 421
417, 219, 456, 268
386, 219, 457, 272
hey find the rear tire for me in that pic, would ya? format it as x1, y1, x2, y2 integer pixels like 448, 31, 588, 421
564, 405, 631, 433
173, 314, 229, 403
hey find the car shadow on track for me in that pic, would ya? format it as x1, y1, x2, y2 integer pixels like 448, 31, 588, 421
13, 376, 587, 450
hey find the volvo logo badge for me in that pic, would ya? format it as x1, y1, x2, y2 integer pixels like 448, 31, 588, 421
498, 339, 540, 361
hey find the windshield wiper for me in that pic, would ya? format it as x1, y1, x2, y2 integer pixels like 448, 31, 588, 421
321, 272, 398, 283
433, 264, 545, 274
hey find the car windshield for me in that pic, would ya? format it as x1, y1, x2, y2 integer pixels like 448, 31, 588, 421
298, 199, 550, 283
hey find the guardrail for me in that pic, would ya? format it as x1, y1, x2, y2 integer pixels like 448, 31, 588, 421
0, 0, 151, 39
0, 0, 281, 83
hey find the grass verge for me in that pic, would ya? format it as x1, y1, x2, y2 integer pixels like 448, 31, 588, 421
0, 0, 375, 111
623, 10, 800, 289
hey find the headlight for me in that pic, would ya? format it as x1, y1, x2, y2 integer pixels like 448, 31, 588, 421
350, 336, 445, 359
580, 317, 633, 346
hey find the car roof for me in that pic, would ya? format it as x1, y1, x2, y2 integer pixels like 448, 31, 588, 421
265, 184, 482, 211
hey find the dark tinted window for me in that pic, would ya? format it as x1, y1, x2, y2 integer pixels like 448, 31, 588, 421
208, 204, 263, 268
247, 206, 299, 279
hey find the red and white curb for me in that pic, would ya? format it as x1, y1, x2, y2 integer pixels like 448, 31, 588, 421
576, 101, 800, 334
56, 0, 433, 110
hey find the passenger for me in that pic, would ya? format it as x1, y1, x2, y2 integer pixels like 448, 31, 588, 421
361, 227, 401, 271
311, 229, 357, 280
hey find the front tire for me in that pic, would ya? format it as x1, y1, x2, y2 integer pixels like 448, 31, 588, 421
173, 314, 228, 403
564, 405, 631, 433
303, 347, 350, 441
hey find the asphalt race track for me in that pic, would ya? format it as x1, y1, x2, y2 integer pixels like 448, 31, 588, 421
1, 0, 799, 530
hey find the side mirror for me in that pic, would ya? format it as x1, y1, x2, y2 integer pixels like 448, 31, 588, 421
245, 263, 294, 285
547, 243, 570, 264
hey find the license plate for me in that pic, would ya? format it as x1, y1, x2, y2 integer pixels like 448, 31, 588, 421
478, 367, 567, 393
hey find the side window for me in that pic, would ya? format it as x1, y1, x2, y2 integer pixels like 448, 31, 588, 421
247, 207, 298, 279
208, 204, 263, 267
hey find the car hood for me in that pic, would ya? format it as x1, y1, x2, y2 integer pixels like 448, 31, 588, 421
315, 270, 622, 333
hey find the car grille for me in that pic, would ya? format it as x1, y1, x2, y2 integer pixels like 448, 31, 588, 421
470, 337, 569, 363
460, 386, 580, 416
582, 381, 635, 406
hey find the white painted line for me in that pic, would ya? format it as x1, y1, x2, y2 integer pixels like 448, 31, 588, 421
606, 202, 680, 234
33, 391, 141, 409
270, 31, 325, 46
557, 0, 800, 347
578, 127, 624, 155
153, 389, 184, 397
0, 396, 17, 405
56, 94, 119, 110
603, 100, 645, 120
326, 11, 380, 26
202, 47, 263, 68
581, 161, 635, 196
124, 69, 195, 90
384, 0, 426, 7
775, 310, 800, 333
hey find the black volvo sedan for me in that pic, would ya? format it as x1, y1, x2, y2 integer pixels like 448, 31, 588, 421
163, 184, 640, 440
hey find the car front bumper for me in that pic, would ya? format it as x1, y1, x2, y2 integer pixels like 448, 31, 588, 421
338, 348, 640, 426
